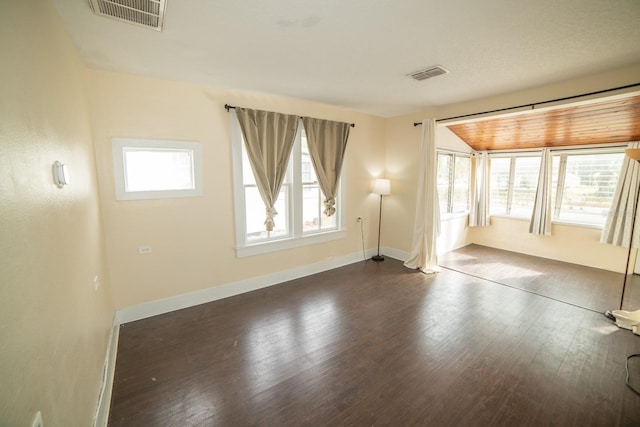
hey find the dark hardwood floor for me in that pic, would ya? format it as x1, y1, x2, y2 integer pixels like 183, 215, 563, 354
108, 258, 640, 426
439, 244, 640, 313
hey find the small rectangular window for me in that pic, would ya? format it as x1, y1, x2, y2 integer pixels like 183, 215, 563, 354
112, 138, 203, 201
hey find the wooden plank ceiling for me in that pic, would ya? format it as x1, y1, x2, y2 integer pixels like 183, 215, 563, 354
446, 94, 640, 151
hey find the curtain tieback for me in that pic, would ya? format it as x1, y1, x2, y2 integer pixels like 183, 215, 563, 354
264, 206, 278, 231
323, 197, 336, 217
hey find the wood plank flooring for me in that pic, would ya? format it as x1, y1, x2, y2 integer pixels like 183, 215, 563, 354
108, 258, 640, 426
439, 244, 640, 313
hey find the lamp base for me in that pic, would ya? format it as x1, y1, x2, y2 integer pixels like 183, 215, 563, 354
371, 255, 385, 262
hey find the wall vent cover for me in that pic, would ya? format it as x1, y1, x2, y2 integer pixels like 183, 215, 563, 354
88, 0, 167, 31
408, 65, 449, 81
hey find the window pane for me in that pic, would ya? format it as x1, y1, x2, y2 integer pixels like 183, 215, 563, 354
301, 132, 317, 184
557, 152, 624, 225
241, 146, 256, 185
245, 186, 289, 241
490, 157, 511, 215
302, 184, 321, 232
320, 207, 338, 230
511, 157, 540, 217
123, 148, 194, 192
452, 156, 470, 213
437, 154, 452, 214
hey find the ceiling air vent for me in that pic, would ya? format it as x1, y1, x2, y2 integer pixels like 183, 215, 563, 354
408, 65, 449, 81
88, 0, 167, 31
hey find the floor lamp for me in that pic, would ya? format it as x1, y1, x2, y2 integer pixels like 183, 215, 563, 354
619, 148, 640, 310
372, 178, 390, 262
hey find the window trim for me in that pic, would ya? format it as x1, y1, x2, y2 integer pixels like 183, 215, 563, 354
488, 146, 626, 227
550, 146, 625, 228
437, 150, 471, 217
112, 138, 203, 201
489, 152, 541, 218
230, 115, 346, 257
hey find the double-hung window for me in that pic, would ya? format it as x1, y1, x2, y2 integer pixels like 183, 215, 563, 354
231, 116, 346, 257
437, 152, 470, 215
489, 154, 541, 217
488, 148, 625, 227
552, 149, 624, 226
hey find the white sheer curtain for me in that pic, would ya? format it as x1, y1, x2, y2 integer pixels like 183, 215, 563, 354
404, 119, 441, 274
601, 141, 640, 249
529, 148, 553, 235
469, 151, 490, 227
235, 107, 299, 231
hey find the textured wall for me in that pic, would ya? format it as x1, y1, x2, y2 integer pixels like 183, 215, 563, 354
0, 1, 115, 425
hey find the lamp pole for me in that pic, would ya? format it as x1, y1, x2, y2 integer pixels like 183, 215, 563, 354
619, 148, 640, 310
371, 178, 390, 262
372, 193, 384, 262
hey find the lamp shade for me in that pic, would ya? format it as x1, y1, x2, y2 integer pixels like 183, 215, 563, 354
626, 148, 640, 162
372, 178, 391, 195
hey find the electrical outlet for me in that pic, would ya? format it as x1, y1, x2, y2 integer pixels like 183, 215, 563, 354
138, 246, 152, 254
93, 275, 99, 291
31, 411, 43, 427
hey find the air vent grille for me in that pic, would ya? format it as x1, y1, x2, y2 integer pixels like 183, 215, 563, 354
408, 65, 449, 81
89, 0, 166, 31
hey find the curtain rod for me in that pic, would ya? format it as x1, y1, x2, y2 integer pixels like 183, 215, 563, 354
413, 82, 640, 126
225, 104, 355, 128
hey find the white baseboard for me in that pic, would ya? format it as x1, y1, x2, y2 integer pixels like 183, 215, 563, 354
381, 246, 410, 262
94, 322, 120, 427
115, 248, 381, 324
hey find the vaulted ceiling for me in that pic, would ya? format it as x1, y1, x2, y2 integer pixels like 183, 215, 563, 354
446, 93, 640, 151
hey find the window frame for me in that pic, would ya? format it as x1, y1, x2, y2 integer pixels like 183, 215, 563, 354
112, 138, 203, 201
489, 152, 541, 219
550, 147, 625, 228
488, 146, 626, 228
436, 150, 471, 217
230, 115, 347, 257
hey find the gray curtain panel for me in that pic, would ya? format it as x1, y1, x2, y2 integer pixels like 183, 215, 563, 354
301, 117, 351, 216
235, 107, 299, 231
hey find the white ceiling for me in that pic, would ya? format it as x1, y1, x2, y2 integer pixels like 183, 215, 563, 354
52, 0, 640, 117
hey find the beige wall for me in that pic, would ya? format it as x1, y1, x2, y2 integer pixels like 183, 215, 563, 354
384, 64, 640, 272
383, 114, 474, 255
87, 70, 386, 309
0, 1, 115, 426
469, 217, 629, 272
1, 2, 638, 423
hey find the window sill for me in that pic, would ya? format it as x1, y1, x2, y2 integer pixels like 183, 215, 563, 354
489, 214, 604, 230
236, 229, 347, 258
489, 214, 530, 222
440, 212, 469, 221
551, 220, 603, 230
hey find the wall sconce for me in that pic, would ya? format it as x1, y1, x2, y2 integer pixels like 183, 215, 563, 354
52, 161, 70, 188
